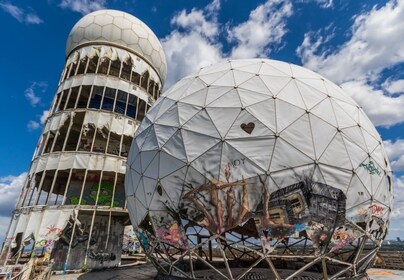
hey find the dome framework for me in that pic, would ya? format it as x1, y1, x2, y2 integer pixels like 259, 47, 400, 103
126, 59, 392, 279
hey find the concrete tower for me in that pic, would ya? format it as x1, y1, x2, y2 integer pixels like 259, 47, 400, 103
1, 9, 166, 271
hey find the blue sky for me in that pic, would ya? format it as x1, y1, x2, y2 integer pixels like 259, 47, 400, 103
0, 0, 403, 242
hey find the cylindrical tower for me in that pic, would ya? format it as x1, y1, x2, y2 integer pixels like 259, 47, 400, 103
1, 9, 166, 271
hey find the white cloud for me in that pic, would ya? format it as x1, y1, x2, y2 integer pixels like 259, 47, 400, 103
24, 81, 47, 107
228, 0, 293, 59
297, 0, 404, 84
27, 110, 49, 131
340, 80, 404, 127
0, 173, 26, 217
383, 79, 404, 94
40, 110, 49, 125
297, 0, 404, 128
163, 0, 294, 88
27, 120, 40, 131
383, 139, 404, 172
0, 173, 26, 243
0, 2, 43, 24
59, 0, 106, 15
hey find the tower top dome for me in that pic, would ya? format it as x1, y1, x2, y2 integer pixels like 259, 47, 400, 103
66, 9, 167, 83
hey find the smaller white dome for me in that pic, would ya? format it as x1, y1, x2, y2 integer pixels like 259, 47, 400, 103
66, 9, 167, 83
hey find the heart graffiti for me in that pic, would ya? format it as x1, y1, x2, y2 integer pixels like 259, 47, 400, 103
241, 122, 255, 134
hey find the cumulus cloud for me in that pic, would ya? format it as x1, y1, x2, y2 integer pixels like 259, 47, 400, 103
0, 173, 26, 217
383, 139, 404, 172
340, 80, 404, 127
0, 2, 43, 24
27, 110, 49, 131
59, 0, 106, 15
228, 0, 293, 59
163, 0, 294, 88
24, 81, 47, 107
0, 173, 26, 243
297, 0, 404, 128
383, 79, 404, 95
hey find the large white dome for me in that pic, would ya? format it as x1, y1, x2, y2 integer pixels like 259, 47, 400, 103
66, 9, 167, 82
125, 58, 392, 279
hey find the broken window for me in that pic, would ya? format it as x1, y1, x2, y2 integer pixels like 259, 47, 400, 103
87, 55, 99, 74
76, 57, 88, 75
148, 80, 155, 97
79, 123, 95, 152
52, 114, 71, 152
113, 173, 125, 208
93, 126, 108, 153
137, 99, 146, 121
48, 169, 70, 205
102, 87, 116, 111
107, 132, 121, 156
63, 64, 72, 81
65, 112, 85, 151
52, 92, 62, 113
65, 87, 79, 109
141, 71, 149, 90
120, 135, 132, 157
27, 171, 44, 206
97, 58, 110, 75
126, 94, 137, 119
121, 62, 131, 81
81, 170, 102, 206
58, 89, 69, 111
89, 86, 104, 109
77, 85, 91, 108
37, 170, 56, 205
44, 131, 56, 154
68, 62, 78, 79
109, 58, 121, 77
131, 71, 140, 85
115, 90, 128, 115
66, 169, 86, 205
97, 172, 116, 207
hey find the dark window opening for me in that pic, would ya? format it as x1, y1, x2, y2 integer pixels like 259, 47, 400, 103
77, 85, 92, 108
87, 55, 99, 74
65, 87, 79, 109
115, 90, 128, 115
102, 87, 116, 111
65, 112, 85, 151
52, 115, 71, 152
79, 123, 95, 152
89, 86, 104, 109
97, 58, 110, 75
76, 58, 88, 75
127, 94, 137, 119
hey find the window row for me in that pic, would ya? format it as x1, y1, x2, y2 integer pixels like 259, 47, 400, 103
36, 112, 133, 158
19, 169, 126, 208
51, 85, 151, 121
62, 54, 161, 100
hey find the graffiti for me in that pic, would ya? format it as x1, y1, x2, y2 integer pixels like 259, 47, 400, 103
70, 182, 120, 206
87, 250, 116, 264
369, 204, 384, 217
230, 158, 246, 167
139, 231, 151, 253
181, 164, 251, 234
330, 226, 362, 252
152, 213, 188, 250
240, 122, 255, 134
60, 219, 97, 248
360, 161, 381, 176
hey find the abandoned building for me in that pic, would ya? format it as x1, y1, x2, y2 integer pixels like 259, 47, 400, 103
0, 9, 166, 271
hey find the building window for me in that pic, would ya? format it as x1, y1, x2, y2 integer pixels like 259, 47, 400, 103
101, 87, 116, 111
77, 85, 92, 108
65, 112, 85, 151
89, 86, 104, 109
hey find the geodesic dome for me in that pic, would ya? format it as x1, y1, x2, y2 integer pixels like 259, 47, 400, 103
66, 9, 167, 82
125, 59, 392, 279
